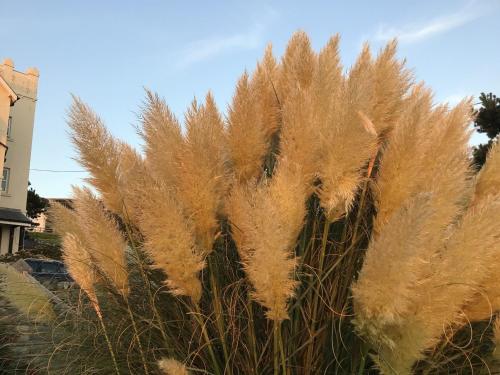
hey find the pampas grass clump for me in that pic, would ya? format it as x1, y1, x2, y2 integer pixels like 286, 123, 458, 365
3, 31, 500, 374
0, 263, 56, 323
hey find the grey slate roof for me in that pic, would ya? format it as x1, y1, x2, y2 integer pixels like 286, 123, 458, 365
0, 208, 32, 225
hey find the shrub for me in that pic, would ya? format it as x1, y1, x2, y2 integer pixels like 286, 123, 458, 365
3, 31, 500, 375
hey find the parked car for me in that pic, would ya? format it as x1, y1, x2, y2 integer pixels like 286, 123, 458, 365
19, 258, 73, 288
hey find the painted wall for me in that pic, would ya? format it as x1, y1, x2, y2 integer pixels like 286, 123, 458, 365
0, 59, 39, 213
0, 86, 10, 171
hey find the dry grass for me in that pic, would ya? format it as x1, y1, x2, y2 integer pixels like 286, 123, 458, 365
3, 31, 499, 375
0, 263, 56, 323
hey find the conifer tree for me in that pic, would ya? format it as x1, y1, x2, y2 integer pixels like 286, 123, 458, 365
473, 92, 500, 168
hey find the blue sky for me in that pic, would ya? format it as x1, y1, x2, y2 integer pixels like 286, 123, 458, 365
1, 0, 499, 198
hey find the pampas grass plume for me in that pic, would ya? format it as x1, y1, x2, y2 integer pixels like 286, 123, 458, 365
279, 31, 315, 96
158, 358, 190, 375
73, 187, 129, 296
177, 94, 228, 252
239, 160, 307, 320
0, 263, 56, 323
251, 44, 280, 139
227, 72, 269, 182
62, 233, 98, 305
140, 90, 183, 187
370, 40, 412, 135
139, 184, 204, 302
68, 97, 124, 215
474, 140, 500, 202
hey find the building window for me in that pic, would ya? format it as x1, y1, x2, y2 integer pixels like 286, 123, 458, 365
1, 168, 10, 193
7, 116, 12, 139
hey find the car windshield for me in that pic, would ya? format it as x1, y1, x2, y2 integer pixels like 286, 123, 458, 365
39, 262, 61, 273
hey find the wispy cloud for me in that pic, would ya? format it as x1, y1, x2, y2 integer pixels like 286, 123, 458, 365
372, 2, 489, 44
177, 24, 265, 68
442, 93, 469, 106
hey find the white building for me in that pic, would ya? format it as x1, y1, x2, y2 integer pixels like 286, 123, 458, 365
0, 58, 39, 255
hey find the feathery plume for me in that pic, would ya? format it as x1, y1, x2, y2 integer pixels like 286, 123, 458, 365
311, 34, 343, 136
315, 39, 378, 219
346, 44, 373, 120
227, 47, 280, 183
140, 90, 183, 187
473, 140, 500, 203
73, 187, 129, 296
419, 197, 500, 367
49, 201, 81, 238
68, 98, 145, 224
227, 182, 257, 262
372, 85, 431, 230
278, 30, 316, 98
51, 201, 102, 301
252, 44, 281, 138
68, 97, 123, 214
158, 358, 190, 375
277, 32, 320, 185
459, 141, 500, 321
227, 72, 269, 182
374, 90, 472, 234
139, 183, 204, 302
355, 94, 474, 373
176, 94, 228, 253
365, 196, 500, 374
462, 287, 500, 322
239, 160, 307, 320
0, 263, 56, 323
51, 202, 99, 304
116, 142, 150, 225
62, 233, 98, 305
279, 88, 320, 187
370, 40, 412, 135
353, 194, 434, 327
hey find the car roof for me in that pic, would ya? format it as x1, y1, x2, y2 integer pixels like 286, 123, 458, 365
24, 258, 64, 265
